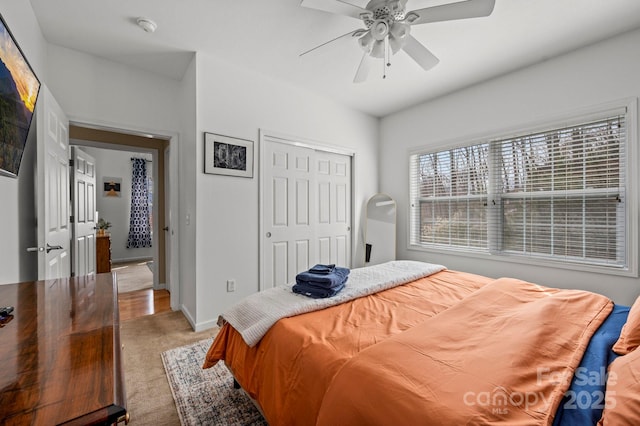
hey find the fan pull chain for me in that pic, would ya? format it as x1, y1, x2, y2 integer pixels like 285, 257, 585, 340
383, 35, 390, 79
386, 35, 391, 68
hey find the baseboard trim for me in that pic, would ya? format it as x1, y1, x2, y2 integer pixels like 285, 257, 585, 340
112, 257, 153, 264
180, 306, 219, 332
194, 317, 219, 332
180, 305, 197, 331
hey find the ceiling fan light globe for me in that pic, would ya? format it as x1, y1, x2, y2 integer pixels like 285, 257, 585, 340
388, 0, 400, 12
358, 31, 374, 53
372, 20, 390, 41
371, 40, 385, 58
390, 22, 410, 39
388, 35, 403, 54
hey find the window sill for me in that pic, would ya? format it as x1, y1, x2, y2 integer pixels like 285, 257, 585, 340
407, 244, 638, 278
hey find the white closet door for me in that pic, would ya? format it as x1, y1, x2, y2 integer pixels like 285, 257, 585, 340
261, 134, 352, 290
315, 150, 351, 267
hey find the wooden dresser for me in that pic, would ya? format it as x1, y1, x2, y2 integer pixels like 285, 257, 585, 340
97, 235, 112, 273
0, 273, 127, 425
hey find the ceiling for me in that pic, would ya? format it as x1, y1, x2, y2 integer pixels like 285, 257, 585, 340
29, 0, 640, 118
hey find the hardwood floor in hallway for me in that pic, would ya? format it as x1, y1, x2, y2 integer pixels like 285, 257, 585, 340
118, 289, 171, 321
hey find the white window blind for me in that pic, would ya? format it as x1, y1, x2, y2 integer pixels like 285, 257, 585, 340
492, 114, 626, 266
409, 109, 628, 269
410, 143, 490, 250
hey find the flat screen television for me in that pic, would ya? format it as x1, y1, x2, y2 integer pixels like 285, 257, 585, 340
0, 13, 40, 178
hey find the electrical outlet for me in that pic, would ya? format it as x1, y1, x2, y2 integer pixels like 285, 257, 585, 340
227, 279, 236, 292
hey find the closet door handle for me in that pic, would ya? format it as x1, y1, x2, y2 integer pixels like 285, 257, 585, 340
46, 244, 63, 253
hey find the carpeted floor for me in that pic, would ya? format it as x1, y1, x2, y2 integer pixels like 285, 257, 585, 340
121, 310, 219, 425
162, 339, 266, 425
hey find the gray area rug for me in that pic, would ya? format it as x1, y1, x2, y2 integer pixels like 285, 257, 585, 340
161, 338, 267, 426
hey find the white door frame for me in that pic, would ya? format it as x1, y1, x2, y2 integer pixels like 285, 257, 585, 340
67, 118, 181, 311
259, 129, 355, 291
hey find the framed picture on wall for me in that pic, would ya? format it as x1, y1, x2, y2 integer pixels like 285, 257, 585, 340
103, 177, 122, 197
0, 13, 41, 178
204, 133, 253, 178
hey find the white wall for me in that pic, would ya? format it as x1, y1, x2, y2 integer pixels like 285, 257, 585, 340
192, 53, 379, 330
380, 28, 640, 306
0, 0, 48, 284
80, 147, 153, 262
178, 55, 198, 319
2, 5, 379, 332
45, 44, 182, 133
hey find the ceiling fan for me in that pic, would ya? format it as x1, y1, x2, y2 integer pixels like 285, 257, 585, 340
300, 0, 496, 82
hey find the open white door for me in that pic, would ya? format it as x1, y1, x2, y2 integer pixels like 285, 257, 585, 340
34, 86, 71, 280
71, 146, 97, 277
166, 142, 180, 310
164, 145, 172, 293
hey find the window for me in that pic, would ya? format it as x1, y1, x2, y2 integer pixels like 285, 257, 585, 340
410, 143, 489, 249
410, 107, 631, 271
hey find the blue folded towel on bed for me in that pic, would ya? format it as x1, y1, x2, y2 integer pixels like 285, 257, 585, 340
295, 266, 350, 289
308, 264, 336, 274
292, 281, 346, 299
293, 265, 350, 298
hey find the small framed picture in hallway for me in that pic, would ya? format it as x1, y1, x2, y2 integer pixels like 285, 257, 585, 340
103, 177, 122, 197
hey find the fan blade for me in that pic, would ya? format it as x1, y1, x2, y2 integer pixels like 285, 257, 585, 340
402, 35, 439, 71
300, 29, 363, 56
353, 53, 373, 83
406, 0, 495, 25
301, 0, 369, 20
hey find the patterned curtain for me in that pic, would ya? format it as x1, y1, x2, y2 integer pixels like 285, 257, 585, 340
127, 158, 152, 248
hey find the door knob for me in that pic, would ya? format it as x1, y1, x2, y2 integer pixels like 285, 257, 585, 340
266, 232, 272, 238
163, 226, 169, 231
26, 244, 63, 253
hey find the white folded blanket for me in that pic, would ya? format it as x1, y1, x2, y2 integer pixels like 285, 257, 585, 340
220, 260, 446, 347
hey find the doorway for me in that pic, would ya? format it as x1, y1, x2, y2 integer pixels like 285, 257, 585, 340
69, 124, 176, 312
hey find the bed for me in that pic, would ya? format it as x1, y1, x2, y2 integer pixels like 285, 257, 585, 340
203, 261, 638, 425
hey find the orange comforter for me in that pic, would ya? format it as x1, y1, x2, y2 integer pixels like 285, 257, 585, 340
203, 272, 612, 425
203, 269, 494, 425
316, 278, 612, 425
